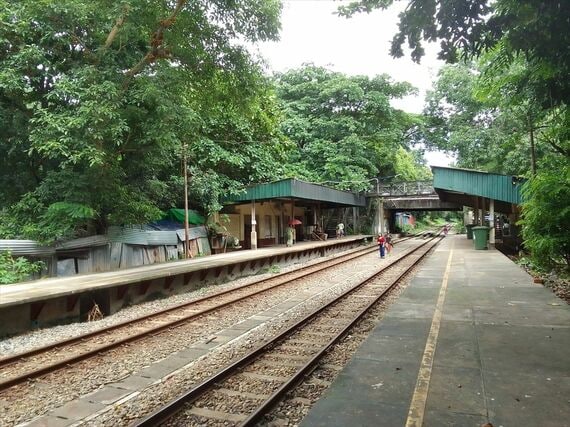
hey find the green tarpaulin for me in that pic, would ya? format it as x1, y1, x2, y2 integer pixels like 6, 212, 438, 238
162, 208, 206, 225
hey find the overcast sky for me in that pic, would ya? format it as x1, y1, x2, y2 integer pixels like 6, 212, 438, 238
251, 0, 455, 166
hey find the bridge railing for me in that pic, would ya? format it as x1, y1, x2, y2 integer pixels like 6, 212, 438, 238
374, 181, 436, 197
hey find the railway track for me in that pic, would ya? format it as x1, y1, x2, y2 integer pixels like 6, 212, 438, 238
133, 234, 443, 426
0, 235, 420, 392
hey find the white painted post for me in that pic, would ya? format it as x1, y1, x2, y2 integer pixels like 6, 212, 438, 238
352, 206, 357, 234
379, 198, 385, 235
251, 200, 257, 250
489, 198, 495, 245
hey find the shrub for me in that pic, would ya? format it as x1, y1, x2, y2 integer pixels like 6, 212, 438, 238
0, 251, 45, 284
520, 168, 570, 269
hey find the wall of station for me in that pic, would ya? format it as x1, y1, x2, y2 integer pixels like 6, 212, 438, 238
224, 201, 306, 243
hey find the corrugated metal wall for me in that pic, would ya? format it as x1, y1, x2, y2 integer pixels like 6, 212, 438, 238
3, 226, 211, 278
52, 226, 211, 276
107, 227, 178, 246
0, 240, 55, 256
81, 243, 183, 272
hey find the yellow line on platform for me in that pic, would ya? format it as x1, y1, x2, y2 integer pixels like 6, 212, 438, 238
405, 247, 454, 427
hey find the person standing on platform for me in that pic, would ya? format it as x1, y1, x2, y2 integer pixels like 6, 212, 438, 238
336, 222, 344, 238
286, 226, 294, 247
377, 233, 386, 258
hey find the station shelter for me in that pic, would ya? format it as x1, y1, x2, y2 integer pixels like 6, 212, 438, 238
432, 166, 525, 247
221, 178, 366, 249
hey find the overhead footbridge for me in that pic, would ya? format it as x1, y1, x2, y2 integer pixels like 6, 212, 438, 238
367, 168, 525, 238
366, 180, 462, 234
375, 181, 462, 211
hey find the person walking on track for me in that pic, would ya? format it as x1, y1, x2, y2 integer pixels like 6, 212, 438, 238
385, 233, 393, 254
377, 233, 386, 258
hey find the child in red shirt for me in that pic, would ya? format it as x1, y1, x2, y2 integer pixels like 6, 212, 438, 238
377, 234, 386, 258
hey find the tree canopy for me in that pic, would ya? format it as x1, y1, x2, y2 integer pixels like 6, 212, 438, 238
338, 0, 570, 107
339, 0, 570, 268
274, 65, 430, 191
1, 0, 567, 272
0, 0, 284, 242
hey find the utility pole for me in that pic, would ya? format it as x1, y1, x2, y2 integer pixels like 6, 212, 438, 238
183, 144, 191, 258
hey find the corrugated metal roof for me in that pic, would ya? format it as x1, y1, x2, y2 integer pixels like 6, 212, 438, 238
224, 179, 366, 207
56, 235, 110, 250
0, 240, 55, 256
145, 231, 178, 246
432, 166, 524, 204
107, 227, 180, 246
176, 226, 208, 241
107, 227, 150, 245
106, 226, 209, 246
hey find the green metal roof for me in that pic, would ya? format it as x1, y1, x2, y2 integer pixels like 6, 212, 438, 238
432, 166, 524, 204
224, 179, 366, 207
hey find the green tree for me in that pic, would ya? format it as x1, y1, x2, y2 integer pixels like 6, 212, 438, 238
0, 251, 45, 284
424, 63, 528, 174
424, 61, 568, 176
0, 0, 283, 242
519, 164, 570, 268
274, 65, 427, 190
340, 0, 570, 269
339, 0, 570, 107
474, 52, 570, 175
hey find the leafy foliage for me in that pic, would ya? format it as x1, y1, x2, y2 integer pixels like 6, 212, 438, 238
424, 62, 569, 175
338, 0, 570, 107
274, 65, 429, 190
519, 165, 570, 268
0, 0, 284, 241
341, 0, 569, 269
0, 251, 45, 284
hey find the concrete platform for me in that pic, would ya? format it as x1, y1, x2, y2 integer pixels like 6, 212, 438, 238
302, 235, 570, 427
0, 236, 370, 336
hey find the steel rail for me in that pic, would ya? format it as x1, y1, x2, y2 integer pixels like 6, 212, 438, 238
0, 236, 416, 391
0, 242, 379, 366
242, 235, 440, 426
133, 233, 442, 427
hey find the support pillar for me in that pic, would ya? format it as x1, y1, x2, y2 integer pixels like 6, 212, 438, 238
250, 200, 257, 250
463, 206, 471, 226
489, 198, 495, 245
279, 202, 284, 244
352, 206, 357, 234
379, 198, 385, 235
474, 196, 479, 225
290, 199, 296, 244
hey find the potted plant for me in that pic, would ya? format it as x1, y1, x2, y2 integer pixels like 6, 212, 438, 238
207, 222, 228, 252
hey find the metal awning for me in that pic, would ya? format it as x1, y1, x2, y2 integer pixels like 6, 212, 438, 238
432, 166, 525, 213
223, 178, 366, 208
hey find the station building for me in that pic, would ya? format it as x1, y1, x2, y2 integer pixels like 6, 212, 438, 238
220, 178, 366, 249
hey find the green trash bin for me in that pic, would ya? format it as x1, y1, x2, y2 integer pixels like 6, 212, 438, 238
472, 226, 490, 250
465, 224, 475, 240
